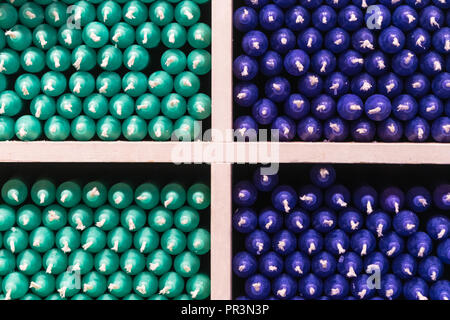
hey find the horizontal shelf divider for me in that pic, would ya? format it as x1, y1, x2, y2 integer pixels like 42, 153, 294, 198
0, 141, 449, 164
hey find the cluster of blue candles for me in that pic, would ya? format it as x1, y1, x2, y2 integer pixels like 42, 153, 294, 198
232, 165, 449, 300
233, 0, 450, 142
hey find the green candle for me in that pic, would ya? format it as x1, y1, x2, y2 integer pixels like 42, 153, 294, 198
83, 181, 108, 209
45, 2, 68, 27
162, 23, 187, 49
55, 226, 80, 254
124, 45, 149, 72
122, 72, 147, 97
32, 25, 56, 51
97, 46, 123, 72
187, 183, 210, 210
121, 205, 146, 232
56, 181, 82, 208
2, 272, 28, 300
82, 22, 109, 48
97, 73, 122, 98
97, 1, 121, 27
173, 115, 201, 141
46, 46, 71, 72
45, 293, 65, 300
148, 71, 173, 97
123, 0, 148, 26
15, 74, 41, 100
108, 182, 134, 209
174, 71, 200, 97
0, 3, 18, 29
43, 249, 67, 275
174, 251, 200, 277
0, 250, 15, 276
158, 271, 184, 298
161, 93, 187, 120
29, 226, 54, 253
149, 0, 174, 26
187, 228, 210, 255
71, 45, 96, 71
83, 94, 108, 120
0, 49, 20, 75
71, 115, 96, 141
94, 249, 119, 275
72, 294, 92, 300
187, 93, 211, 121
133, 227, 159, 254
55, 94, 81, 120
31, 178, 56, 206
148, 116, 173, 141
30, 95, 55, 121
0, 116, 13, 141
161, 228, 187, 255
107, 271, 132, 298
188, 49, 211, 75
21, 293, 41, 300
161, 49, 187, 75
148, 294, 168, 300
0, 204, 15, 231
68, 249, 94, 275
107, 227, 132, 253
69, 71, 95, 97
97, 116, 121, 141
133, 272, 158, 298
148, 206, 173, 232
120, 249, 145, 275
15, 115, 42, 141
175, 294, 193, 300
186, 273, 210, 300
41, 71, 67, 97
136, 22, 160, 49
174, 206, 200, 232
57, 26, 81, 50
110, 22, 135, 49
6, 25, 32, 51
161, 183, 186, 210
44, 116, 70, 141
109, 93, 134, 120
69, 204, 94, 231
147, 249, 172, 276
0, 90, 22, 117
97, 294, 117, 300
18, 2, 44, 28
17, 249, 42, 276
1, 178, 27, 206
29, 272, 55, 298
17, 204, 41, 231
175, 1, 201, 27
135, 182, 160, 210
188, 22, 211, 49
71, 0, 95, 26
56, 271, 80, 299
82, 271, 107, 298
21, 47, 45, 73
94, 205, 119, 231
81, 226, 106, 253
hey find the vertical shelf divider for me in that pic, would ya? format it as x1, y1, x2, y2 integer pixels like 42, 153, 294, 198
210, 0, 233, 300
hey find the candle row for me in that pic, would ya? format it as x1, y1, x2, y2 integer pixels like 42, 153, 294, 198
233, 0, 450, 142
232, 165, 450, 300
0, 178, 211, 300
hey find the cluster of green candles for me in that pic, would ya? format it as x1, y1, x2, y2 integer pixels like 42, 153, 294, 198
0, 0, 211, 141
0, 177, 211, 300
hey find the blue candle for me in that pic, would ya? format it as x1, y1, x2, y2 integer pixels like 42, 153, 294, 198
285, 251, 310, 277
298, 229, 323, 256
297, 184, 323, 211
258, 207, 283, 234
426, 215, 449, 240
351, 230, 376, 256
232, 208, 257, 234
298, 273, 323, 299
338, 209, 363, 233
337, 252, 363, 278
379, 231, 404, 258
272, 230, 296, 256
259, 251, 283, 278
233, 251, 258, 278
